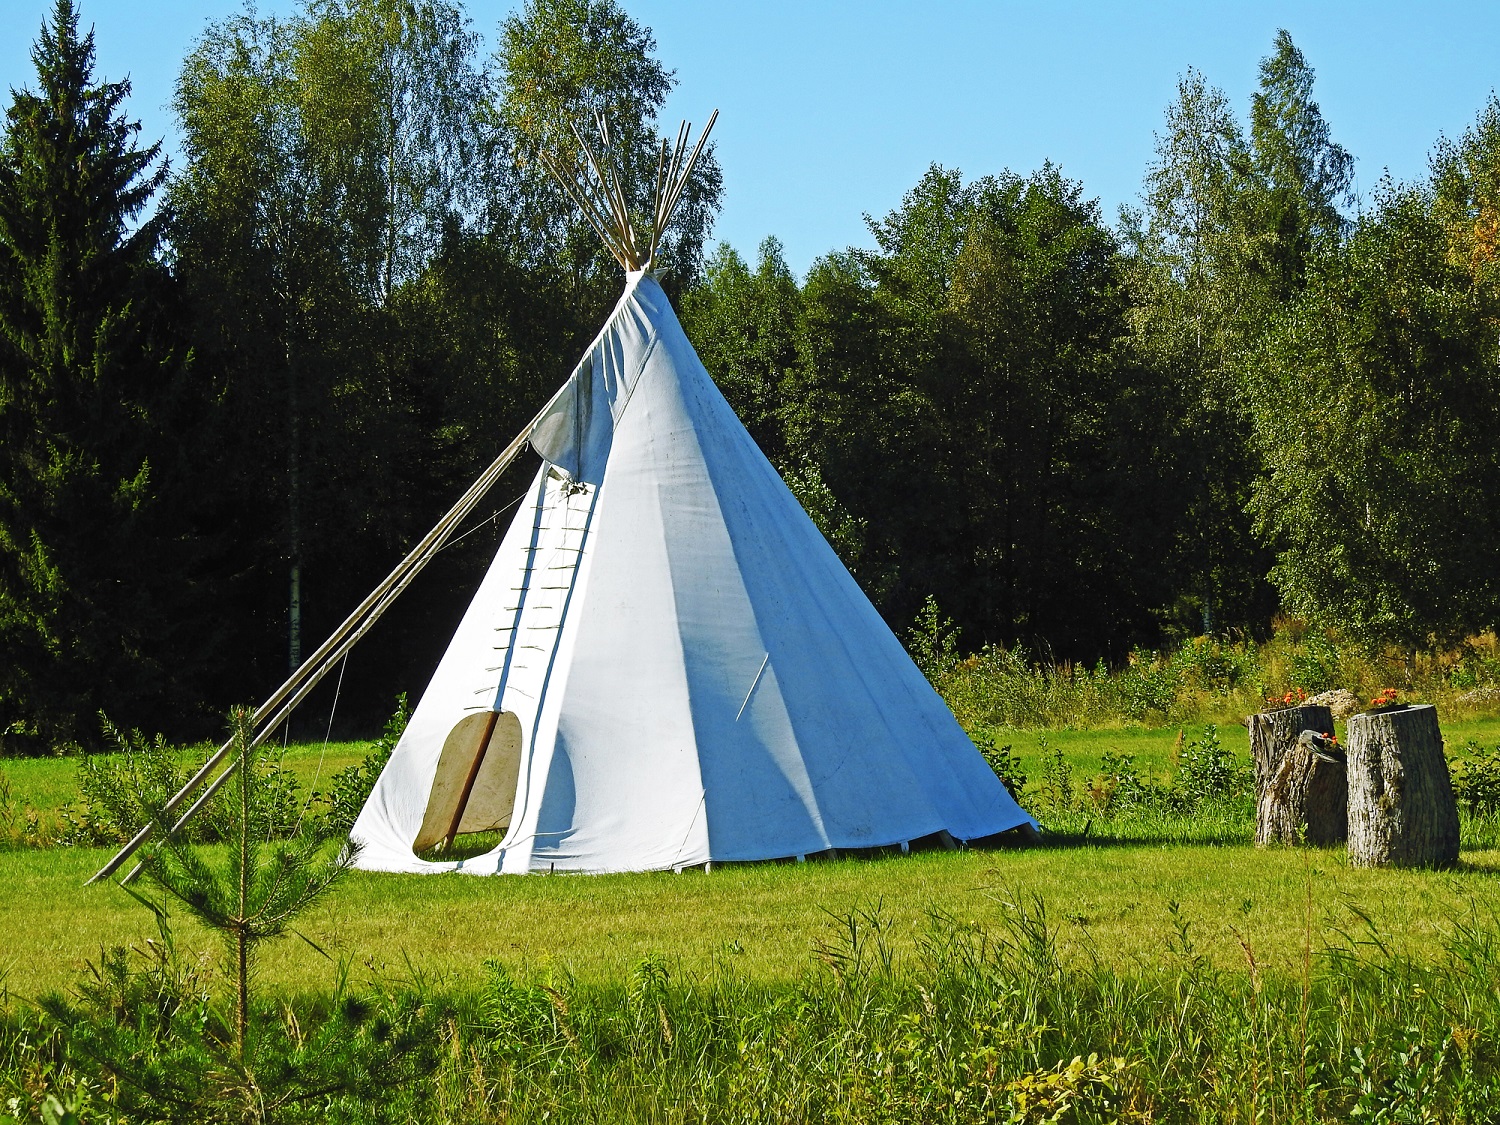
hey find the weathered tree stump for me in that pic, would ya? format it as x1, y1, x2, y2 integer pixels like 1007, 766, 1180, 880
1256, 730, 1347, 846
1249, 705, 1334, 795
1346, 704, 1459, 868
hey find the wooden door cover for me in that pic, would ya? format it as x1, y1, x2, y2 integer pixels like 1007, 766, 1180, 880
414, 710, 523, 852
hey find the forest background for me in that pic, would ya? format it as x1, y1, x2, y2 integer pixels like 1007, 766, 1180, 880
5, 0, 1500, 753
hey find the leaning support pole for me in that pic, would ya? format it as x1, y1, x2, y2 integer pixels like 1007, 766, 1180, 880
88, 395, 563, 886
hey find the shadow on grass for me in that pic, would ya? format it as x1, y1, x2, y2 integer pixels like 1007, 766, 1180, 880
1023, 829, 1252, 850
1453, 857, 1500, 877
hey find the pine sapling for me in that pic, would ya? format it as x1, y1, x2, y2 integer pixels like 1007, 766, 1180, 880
127, 706, 357, 1057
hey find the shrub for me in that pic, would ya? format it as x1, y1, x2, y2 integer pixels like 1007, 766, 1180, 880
1451, 739, 1500, 818
1008, 725, 1254, 839
1092, 751, 1163, 814
1288, 629, 1344, 693
920, 613, 1500, 732
1166, 635, 1252, 694
1031, 740, 1074, 818
906, 596, 962, 681
1115, 648, 1178, 720
926, 634, 1263, 731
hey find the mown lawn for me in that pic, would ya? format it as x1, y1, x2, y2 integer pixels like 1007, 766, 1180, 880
6, 836, 1500, 1000
4, 719, 1500, 1000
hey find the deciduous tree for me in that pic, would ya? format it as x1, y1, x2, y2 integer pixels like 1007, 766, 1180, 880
494, 0, 722, 293
1245, 174, 1500, 650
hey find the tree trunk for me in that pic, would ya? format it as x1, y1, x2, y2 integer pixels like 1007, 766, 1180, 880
288, 348, 302, 675
1346, 704, 1459, 868
237, 928, 249, 1059
1249, 705, 1334, 795
1256, 730, 1347, 846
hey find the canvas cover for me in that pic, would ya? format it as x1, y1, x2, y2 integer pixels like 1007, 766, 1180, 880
350, 272, 1035, 874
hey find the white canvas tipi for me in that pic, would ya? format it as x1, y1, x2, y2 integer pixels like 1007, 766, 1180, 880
349, 260, 1035, 872
87, 115, 1033, 888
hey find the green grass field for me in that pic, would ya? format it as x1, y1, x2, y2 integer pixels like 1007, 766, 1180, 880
8, 718, 1500, 818
7, 838, 1500, 999
0, 738, 379, 817
8, 720, 1500, 1121
4, 717, 1500, 999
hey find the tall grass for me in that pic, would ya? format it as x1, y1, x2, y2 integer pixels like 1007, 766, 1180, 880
910, 607, 1500, 730
437, 895, 1500, 1123
9, 888, 1500, 1123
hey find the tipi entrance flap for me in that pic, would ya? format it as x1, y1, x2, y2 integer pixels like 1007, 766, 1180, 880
457, 711, 523, 834
413, 710, 523, 852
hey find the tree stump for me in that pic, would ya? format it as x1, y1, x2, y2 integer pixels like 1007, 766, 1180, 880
1256, 730, 1347, 846
1346, 704, 1459, 868
1249, 704, 1334, 796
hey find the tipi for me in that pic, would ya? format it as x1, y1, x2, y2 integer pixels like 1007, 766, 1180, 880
348, 116, 1034, 874
89, 114, 1033, 885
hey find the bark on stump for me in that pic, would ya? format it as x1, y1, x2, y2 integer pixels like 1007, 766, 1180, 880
1346, 704, 1459, 868
1256, 730, 1347, 846
1249, 705, 1334, 796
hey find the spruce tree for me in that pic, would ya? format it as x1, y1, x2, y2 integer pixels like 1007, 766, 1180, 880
1246, 29, 1354, 299
0, 0, 179, 751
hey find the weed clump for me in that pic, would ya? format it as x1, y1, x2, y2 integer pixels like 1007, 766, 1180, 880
318, 694, 409, 841
986, 726, 1255, 844
972, 734, 1028, 802
1451, 739, 1500, 818
0, 766, 62, 848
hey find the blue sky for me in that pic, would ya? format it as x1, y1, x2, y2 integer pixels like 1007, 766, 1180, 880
3, 1, 1498, 275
